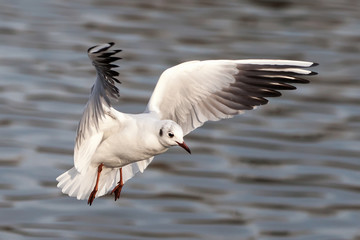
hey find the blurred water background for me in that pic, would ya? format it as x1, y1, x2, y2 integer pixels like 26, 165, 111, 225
0, 0, 360, 239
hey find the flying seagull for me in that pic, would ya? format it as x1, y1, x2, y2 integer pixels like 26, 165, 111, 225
56, 42, 317, 205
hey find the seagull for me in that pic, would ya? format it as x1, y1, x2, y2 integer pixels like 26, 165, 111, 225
56, 42, 317, 205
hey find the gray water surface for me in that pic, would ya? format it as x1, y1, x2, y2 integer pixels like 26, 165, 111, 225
1, 0, 360, 239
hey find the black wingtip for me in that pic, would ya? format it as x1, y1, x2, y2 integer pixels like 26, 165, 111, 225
88, 42, 115, 54
311, 62, 319, 67
299, 78, 310, 84
88, 42, 122, 100
87, 45, 96, 53
308, 71, 318, 76
307, 62, 318, 75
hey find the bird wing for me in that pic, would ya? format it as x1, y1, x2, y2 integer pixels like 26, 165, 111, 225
74, 43, 122, 173
146, 59, 317, 135
121, 157, 154, 184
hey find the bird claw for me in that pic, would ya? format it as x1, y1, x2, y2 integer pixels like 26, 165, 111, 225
111, 183, 123, 201
88, 189, 97, 206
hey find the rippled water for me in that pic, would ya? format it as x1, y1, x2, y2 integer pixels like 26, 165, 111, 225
1, 0, 360, 239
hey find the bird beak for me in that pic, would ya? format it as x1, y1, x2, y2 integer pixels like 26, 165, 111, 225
176, 141, 191, 154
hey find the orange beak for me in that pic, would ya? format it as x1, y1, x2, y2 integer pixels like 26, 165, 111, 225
176, 141, 191, 154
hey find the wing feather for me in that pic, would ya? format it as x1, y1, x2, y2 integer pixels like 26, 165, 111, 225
121, 157, 154, 184
147, 59, 317, 135
74, 43, 122, 173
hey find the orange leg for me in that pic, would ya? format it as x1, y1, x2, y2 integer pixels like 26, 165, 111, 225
111, 168, 124, 201
88, 163, 103, 206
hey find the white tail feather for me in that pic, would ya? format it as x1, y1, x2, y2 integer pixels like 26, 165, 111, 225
56, 166, 118, 200
56, 157, 154, 201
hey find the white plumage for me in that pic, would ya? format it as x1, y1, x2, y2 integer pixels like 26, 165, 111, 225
56, 42, 317, 205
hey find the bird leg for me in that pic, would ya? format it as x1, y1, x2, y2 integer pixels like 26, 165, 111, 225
88, 163, 104, 206
111, 168, 124, 201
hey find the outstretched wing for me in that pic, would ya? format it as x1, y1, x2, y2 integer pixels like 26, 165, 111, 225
74, 42, 122, 173
147, 59, 317, 135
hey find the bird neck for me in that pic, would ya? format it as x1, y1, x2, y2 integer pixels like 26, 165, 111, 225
133, 115, 169, 157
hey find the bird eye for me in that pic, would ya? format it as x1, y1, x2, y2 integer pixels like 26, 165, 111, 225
168, 132, 174, 138
159, 129, 163, 136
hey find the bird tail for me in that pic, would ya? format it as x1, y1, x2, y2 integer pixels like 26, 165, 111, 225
56, 166, 118, 200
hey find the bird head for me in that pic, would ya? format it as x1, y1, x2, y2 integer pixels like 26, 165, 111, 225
158, 120, 191, 154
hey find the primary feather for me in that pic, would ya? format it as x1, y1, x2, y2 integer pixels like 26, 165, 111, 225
147, 59, 317, 135
73, 42, 121, 173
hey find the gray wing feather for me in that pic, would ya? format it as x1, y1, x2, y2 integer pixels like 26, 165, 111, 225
74, 43, 122, 173
147, 60, 317, 135
76, 43, 121, 147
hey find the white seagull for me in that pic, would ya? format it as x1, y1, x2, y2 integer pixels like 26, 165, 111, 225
56, 42, 317, 205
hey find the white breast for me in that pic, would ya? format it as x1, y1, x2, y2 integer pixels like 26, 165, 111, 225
90, 113, 166, 168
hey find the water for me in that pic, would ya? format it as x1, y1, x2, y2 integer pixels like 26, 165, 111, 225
0, 0, 360, 239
